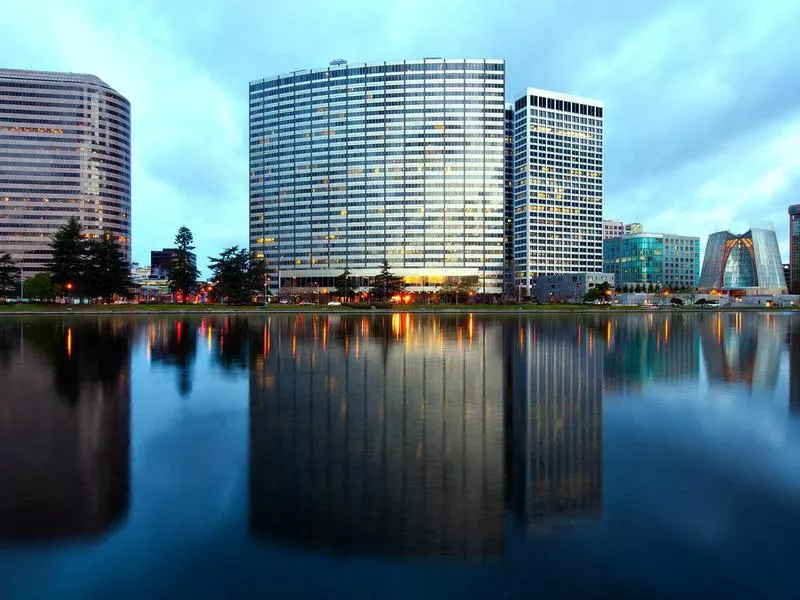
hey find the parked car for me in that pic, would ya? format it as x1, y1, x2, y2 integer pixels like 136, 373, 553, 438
278, 299, 289, 304
327, 301, 342, 306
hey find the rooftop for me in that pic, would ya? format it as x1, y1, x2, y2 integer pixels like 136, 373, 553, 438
250, 58, 504, 85
0, 68, 112, 89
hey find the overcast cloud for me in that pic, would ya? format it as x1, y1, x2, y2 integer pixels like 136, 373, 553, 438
3, 0, 799, 272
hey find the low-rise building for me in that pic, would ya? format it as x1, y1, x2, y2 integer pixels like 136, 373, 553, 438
530, 272, 615, 302
150, 249, 196, 280
602, 219, 643, 240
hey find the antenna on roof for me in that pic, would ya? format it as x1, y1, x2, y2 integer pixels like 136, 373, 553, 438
330, 59, 347, 66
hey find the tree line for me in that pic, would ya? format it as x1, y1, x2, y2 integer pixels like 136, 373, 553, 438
0, 220, 480, 304
0, 217, 133, 302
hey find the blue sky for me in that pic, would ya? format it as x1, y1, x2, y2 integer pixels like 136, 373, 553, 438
4, 0, 800, 273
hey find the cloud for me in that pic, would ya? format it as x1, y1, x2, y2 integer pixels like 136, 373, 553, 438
3, 0, 800, 269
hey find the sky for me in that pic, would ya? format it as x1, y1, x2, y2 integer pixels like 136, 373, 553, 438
3, 0, 800, 274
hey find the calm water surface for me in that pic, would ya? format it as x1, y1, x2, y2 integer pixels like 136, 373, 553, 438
0, 312, 799, 599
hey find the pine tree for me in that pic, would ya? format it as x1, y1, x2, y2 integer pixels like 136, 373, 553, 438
168, 226, 199, 302
333, 268, 354, 300
49, 217, 88, 293
369, 259, 405, 300
0, 252, 18, 297
85, 231, 133, 302
208, 246, 265, 304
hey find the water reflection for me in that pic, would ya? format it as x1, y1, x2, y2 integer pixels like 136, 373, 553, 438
149, 319, 198, 396
700, 313, 781, 390
0, 310, 798, 582
787, 318, 800, 416
249, 314, 506, 558
507, 319, 603, 524
603, 313, 700, 391
0, 319, 132, 542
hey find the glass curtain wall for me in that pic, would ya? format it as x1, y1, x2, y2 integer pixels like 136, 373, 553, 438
250, 59, 505, 293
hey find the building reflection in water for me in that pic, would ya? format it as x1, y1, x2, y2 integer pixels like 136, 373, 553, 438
506, 318, 603, 524
249, 313, 606, 558
148, 318, 199, 396
0, 319, 132, 542
249, 314, 506, 558
700, 313, 782, 390
603, 314, 700, 391
788, 318, 800, 416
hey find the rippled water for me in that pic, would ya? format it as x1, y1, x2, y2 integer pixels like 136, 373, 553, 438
1, 312, 799, 599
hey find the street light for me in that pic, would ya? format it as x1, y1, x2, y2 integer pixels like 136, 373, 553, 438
65, 282, 74, 305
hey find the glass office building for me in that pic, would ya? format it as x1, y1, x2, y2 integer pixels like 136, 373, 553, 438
249, 59, 505, 294
698, 228, 787, 295
603, 232, 699, 289
603, 233, 663, 286
511, 88, 604, 291
0, 69, 131, 274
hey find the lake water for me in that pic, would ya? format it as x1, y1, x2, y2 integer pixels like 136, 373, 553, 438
1, 312, 799, 599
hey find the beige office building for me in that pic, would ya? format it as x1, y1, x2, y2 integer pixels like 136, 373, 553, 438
0, 69, 131, 274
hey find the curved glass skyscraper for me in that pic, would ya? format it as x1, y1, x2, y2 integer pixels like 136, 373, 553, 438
249, 59, 505, 293
0, 69, 131, 274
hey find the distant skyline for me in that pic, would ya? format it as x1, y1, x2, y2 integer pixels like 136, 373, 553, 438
4, 0, 800, 274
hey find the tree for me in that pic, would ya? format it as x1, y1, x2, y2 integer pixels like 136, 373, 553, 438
583, 282, 612, 303
369, 259, 405, 300
333, 268, 355, 300
208, 246, 266, 304
646, 283, 655, 293
670, 297, 684, 306
634, 284, 643, 293
439, 275, 480, 304
50, 217, 88, 294
24, 272, 57, 302
84, 231, 133, 302
0, 252, 18, 298
168, 226, 199, 301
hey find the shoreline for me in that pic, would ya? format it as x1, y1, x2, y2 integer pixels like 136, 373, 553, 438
0, 305, 797, 317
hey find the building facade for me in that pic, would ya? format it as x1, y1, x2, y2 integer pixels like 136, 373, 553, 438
603, 232, 699, 289
602, 219, 642, 240
0, 69, 131, 275
698, 228, 787, 295
602, 219, 624, 240
530, 272, 615, 302
662, 234, 701, 288
249, 59, 505, 294
511, 88, 604, 291
603, 233, 663, 287
789, 205, 800, 294
503, 102, 515, 294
